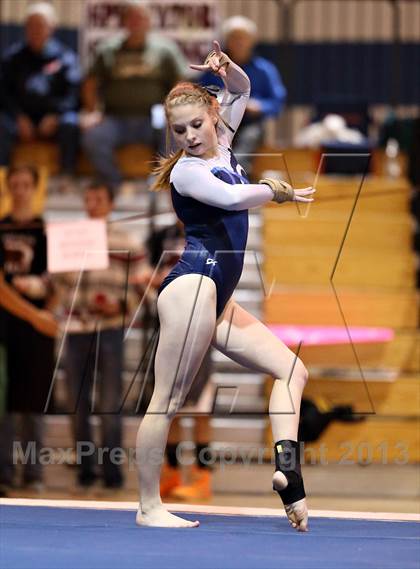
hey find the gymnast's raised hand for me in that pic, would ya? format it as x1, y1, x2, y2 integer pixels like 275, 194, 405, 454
190, 40, 230, 78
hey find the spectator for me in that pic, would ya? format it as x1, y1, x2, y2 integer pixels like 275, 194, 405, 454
0, 165, 57, 496
199, 16, 286, 175
55, 181, 144, 490
0, 2, 81, 183
294, 113, 366, 148
81, 1, 188, 191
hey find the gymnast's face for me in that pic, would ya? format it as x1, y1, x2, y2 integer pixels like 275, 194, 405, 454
170, 103, 218, 160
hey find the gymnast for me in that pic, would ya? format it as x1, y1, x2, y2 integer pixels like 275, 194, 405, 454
136, 41, 315, 530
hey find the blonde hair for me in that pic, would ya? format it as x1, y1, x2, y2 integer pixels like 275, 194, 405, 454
151, 82, 220, 192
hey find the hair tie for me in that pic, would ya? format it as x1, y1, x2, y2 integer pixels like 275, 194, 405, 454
203, 85, 221, 98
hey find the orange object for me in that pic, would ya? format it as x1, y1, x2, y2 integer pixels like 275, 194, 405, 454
160, 465, 182, 499
171, 467, 212, 502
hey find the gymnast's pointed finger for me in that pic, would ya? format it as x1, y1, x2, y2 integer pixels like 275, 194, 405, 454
295, 187, 316, 195
213, 40, 222, 54
294, 196, 314, 203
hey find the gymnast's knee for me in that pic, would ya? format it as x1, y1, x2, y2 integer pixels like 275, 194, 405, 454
276, 358, 308, 387
296, 359, 309, 384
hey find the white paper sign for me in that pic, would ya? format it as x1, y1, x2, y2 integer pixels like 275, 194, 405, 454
47, 219, 109, 273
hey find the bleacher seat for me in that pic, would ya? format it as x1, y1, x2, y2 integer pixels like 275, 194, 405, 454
10, 141, 154, 179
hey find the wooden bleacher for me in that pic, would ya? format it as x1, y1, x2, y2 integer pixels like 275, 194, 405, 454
10, 140, 154, 178
261, 146, 419, 463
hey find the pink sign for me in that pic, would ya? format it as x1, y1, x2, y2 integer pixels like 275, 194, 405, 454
268, 325, 394, 347
46, 219, 109, 273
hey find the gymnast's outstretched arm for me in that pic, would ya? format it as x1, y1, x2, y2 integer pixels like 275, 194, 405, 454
171, 160, 274, 210
171, 160, 315, 210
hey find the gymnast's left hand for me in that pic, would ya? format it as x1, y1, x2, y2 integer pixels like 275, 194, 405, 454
189, 40, 229, 78
260, 178, 316, 204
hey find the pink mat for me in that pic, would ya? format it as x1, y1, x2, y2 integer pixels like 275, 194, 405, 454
268, 325, 394, 347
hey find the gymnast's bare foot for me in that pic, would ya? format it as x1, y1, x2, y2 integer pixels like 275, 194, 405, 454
136, 507, 200, 528
273, 471, 308, 532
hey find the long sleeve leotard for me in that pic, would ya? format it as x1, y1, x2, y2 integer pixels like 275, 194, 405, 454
158, 69, 274, 317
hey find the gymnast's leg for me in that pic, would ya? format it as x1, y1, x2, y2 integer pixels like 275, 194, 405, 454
212, 301, 309, 532
136, 274, 217, 527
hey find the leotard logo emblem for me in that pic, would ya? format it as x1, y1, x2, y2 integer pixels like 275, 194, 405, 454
211, 167, 248, 185
206, 258, 218, 266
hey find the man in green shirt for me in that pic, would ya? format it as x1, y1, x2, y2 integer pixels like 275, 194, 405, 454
81, 1, 187, 191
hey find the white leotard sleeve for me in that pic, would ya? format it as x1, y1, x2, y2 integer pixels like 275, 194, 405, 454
218, 91, 250, 146
171, 160, 273, 211
217, 60, 251, 146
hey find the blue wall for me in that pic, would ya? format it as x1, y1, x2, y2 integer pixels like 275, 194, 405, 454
257, 42, 420, 106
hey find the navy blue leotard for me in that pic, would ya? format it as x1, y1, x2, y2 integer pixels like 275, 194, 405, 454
159, 146, 249, 317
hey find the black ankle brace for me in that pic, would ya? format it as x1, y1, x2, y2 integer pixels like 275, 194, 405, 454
273, 440, 306, 505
